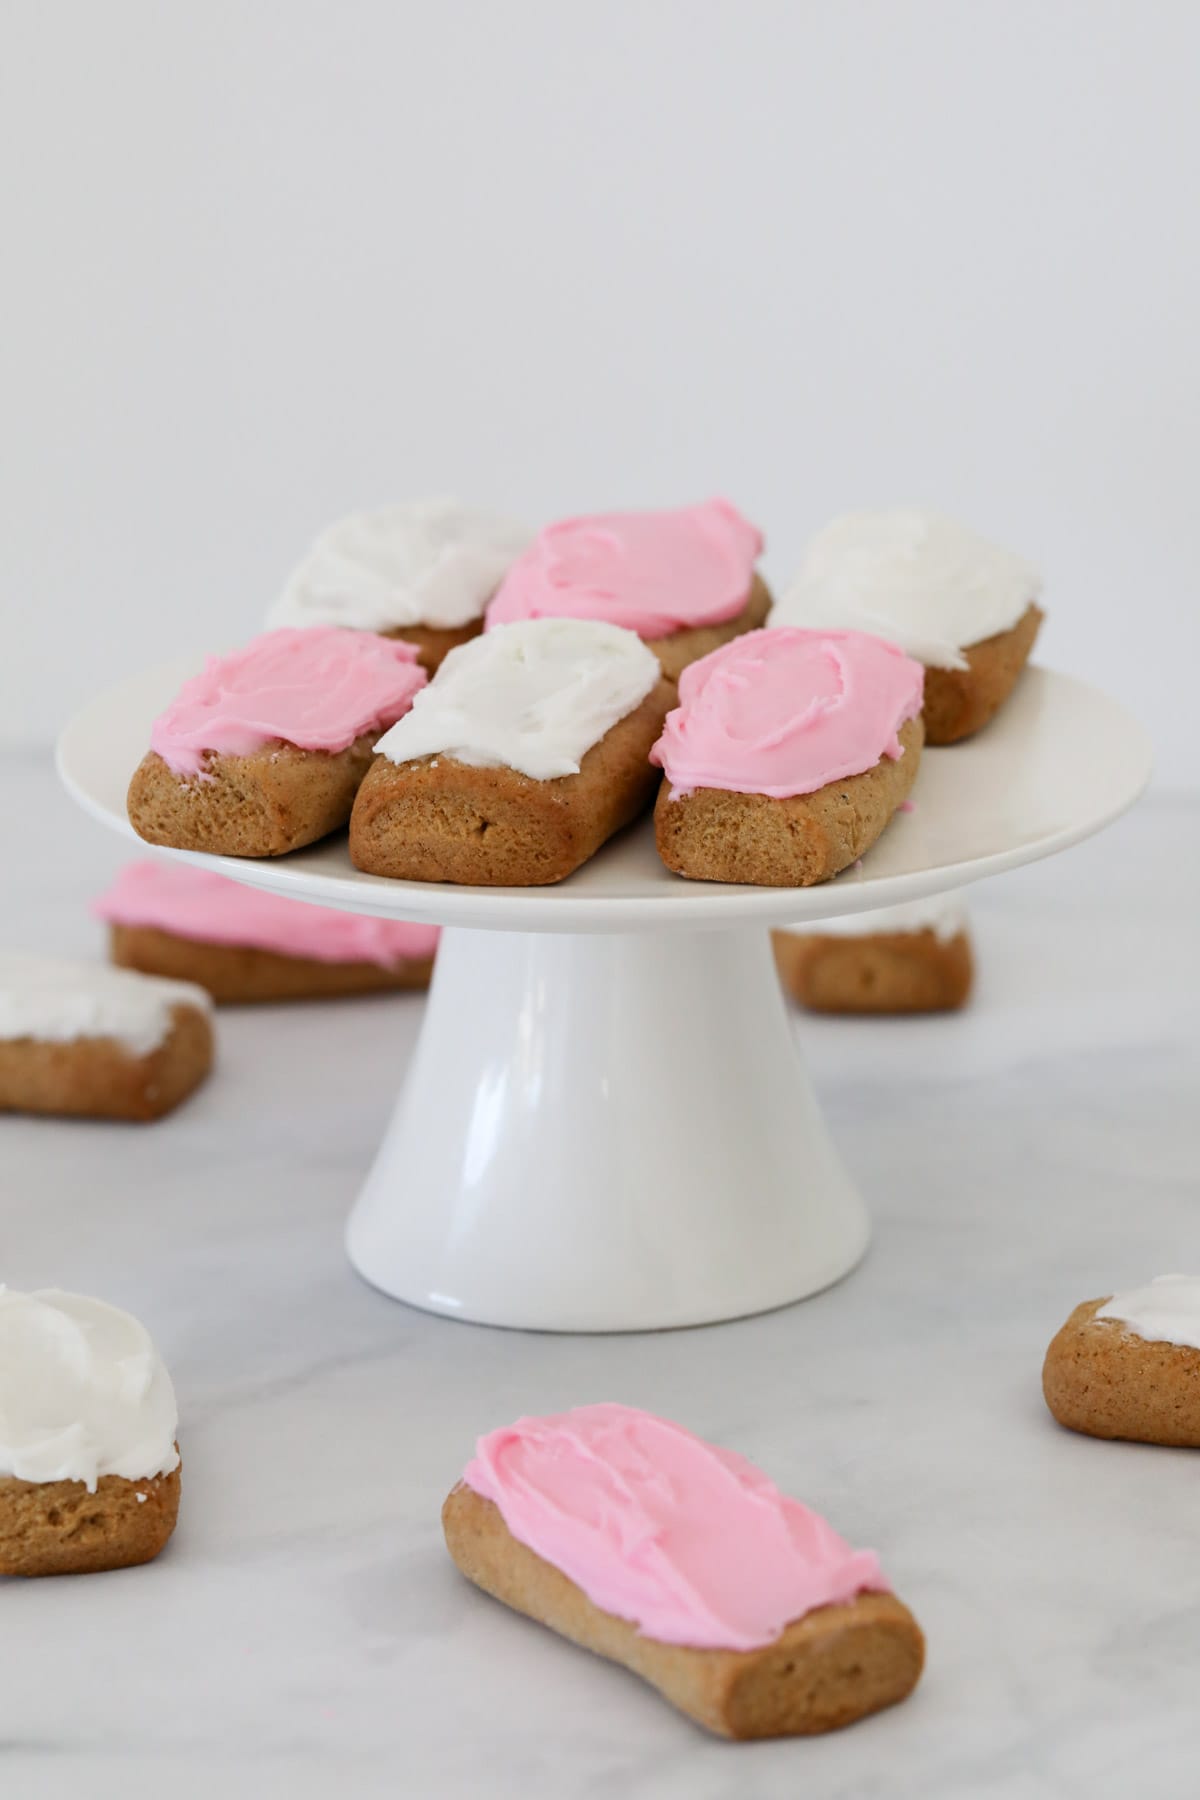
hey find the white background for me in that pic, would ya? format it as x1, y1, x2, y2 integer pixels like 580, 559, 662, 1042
4, 1, 1196, 777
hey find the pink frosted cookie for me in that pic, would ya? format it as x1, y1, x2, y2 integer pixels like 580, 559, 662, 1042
485, 499, 771, 680
443, 1404, 924, 1739
95, 862, 439, 1003
127, 627, 427, 857
652, 628, 925, 886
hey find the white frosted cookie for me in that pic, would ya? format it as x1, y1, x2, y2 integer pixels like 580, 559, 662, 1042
350, 620, 673, 885
0, 952, 210, 1055
777, 508, 1041, 669
772, 894, 973, 1014
270, 498, 532, 634
371, 618, 662, 779
0, 952, 213, 1120
1044, 1276, 1200, 1447
0, 1287, 182, 1575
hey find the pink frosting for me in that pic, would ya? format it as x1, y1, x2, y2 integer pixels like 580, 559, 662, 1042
462, 1404, 887, 1651
94, 862, 439, 965
485, 499, 762, 638
149, 627, 427, 777
650, 627, 925, 799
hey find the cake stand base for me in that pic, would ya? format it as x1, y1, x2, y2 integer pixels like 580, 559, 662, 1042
346, 924, 868, 1331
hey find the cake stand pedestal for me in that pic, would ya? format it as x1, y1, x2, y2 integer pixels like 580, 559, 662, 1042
349, 925, 863, 1329
59, 663, 1151, 1331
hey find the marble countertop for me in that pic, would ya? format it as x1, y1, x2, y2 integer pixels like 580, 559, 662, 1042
3, 752, 1197, 1800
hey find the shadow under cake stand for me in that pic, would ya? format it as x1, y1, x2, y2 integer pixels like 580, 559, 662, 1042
58, 663, 1151, 1332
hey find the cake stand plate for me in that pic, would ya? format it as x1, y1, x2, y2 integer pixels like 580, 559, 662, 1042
59, 664, 1151, 1331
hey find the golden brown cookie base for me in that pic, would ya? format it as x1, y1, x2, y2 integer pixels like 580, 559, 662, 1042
127, 732, 379, 858
0, 1459, 181, 1577
646, 574, 773, 683
922, 603, 1043, 745
384, 620, 483, 674
443, 1484, 924, 1739
349, 679, 675, 886
0, 1004, 213, 1121
774, 927, 973, 1014
109, 924, 433, 1003
1043, 1299, 1200, 1447
654, 717, 923, 888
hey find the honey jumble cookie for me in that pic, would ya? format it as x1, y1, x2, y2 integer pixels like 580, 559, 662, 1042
651, 628, 924, 887
1043, 1276, 1200, 1447
443, 1403, 924, 1739
0, 1287, 181, 1576
774, 894, 973, 1014
351, 619, 674, 886
95, 861, 438, 1003
777, 508, 1043, 744
0, 951, 212, 1120
127, 626, 427, 857
269, 498, 532, 673
485, 499, 770, 682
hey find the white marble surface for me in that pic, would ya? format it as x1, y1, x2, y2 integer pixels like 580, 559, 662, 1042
2, 752, 1197, 1800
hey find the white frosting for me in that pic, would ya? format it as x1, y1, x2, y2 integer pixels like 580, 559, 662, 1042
0, 1288, 179, 1490
776, 508, 1042, 670
373, 619, 661, 780
780, 893, 969, 942
270, 498, 533, 633
1096, 1275, 1200, 1351
0, 953, 210, 1056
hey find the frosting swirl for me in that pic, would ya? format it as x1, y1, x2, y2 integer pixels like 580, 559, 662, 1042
0, 951, 210, 1055
463, 1404, 887, 1651
650, 627, 924, 799
777, 508, 1042, 670
373, 618, 661, 781
149, 627, 427, 777
94, 862, 439, 965
1096, 1275, 1200, 1351
270, 498, 532, 633
486, 499, 762, 638
0, 1288, 180, 1491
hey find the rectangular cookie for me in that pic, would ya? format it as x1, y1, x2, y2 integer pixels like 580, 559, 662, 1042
1043, 1280, 1200, 1447
95, 860, 438, 1002
0, 1289, 182, 1574
0, 953, 213, 1120
444, 1406, 924, 1739
128, 627, 427, 858
774, 918, 971, 1012
658, 715, 922, 886
651, 628, 925, 887
445, 1485, 922, 1740
108, 925, 434, 1003
773, 894, 973, 1012
350, 619, 672, 886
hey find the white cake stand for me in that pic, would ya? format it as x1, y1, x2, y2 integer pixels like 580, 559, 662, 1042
58, 662, 1151, 1332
